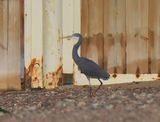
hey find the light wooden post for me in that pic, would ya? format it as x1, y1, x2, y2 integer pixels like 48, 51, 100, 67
43, 0, 62, 89
62, 0, 75, 84
24, 0, 43, 88
62, 0, 74, 74
0, 0, 22, 90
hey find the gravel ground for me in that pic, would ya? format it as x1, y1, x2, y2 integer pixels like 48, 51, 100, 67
1, 85, 160, 122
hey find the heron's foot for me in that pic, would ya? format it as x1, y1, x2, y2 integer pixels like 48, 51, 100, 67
88, 90, 95, 97
88, 88, 99, 97
88, 85, 101, 97
89, 90, 92, 97
92, 91, 96, 97
94, 83, 103, 94
89, 92, 95, 97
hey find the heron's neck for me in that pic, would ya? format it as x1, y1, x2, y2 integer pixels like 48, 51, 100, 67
72, 36, 82, 64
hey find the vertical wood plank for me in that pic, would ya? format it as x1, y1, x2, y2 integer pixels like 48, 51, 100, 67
43, 0, 62, 89
88, 0, 103, 35
73, 0, 81, 33
89, 0, 103, 67
149, 0, 160, 76
126, 0, 148, 75
81, 0, 89, 60
81, 0, 88, 37
82, 0, 104, 67
24, 0, 43, 88
24, 0, 32, 89
116, 0, 127, 74
20, 0, 24, 80
0, 0, 8, 90
139, 0, 149, 74
62, 0, 74, 74
31, 0, 43, 88
7, 0, 21, 90
104, 0, 126, 75
126, 0, 137, 73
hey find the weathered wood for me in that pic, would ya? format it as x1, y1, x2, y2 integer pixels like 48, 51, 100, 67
81, 0, 104, 69
24, 0, 32, 90
126, 0, 148, 75
0, 0, 8, 90
62, 0, 74, 74
81, 0, 89, 37
88, 0, 103, 35
20, 0, 24, 80
76, 74, 159, 86
148, 0, 160, 75
7, 0, 22, 90
126, 0, 136, 74
104, 0, 126, 75
87, 0, 103, 67
43, 0, 62, 89
0, 0, 23, 90
81, 0, 89, 62
24, 0, 43, 88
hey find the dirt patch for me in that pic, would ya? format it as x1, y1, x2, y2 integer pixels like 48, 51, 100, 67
0, 86, 160, 122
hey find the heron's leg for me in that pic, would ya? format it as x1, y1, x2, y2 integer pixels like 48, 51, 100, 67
95, 79, 103, 94
87, 77, 92, 97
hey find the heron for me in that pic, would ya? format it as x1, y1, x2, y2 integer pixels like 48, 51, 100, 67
62, 33, 110, 97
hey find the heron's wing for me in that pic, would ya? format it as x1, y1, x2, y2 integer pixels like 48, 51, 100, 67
77, 57, 101, 76
77, 57, 109, 80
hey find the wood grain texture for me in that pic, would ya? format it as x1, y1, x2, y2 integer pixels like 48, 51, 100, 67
20, 0, 24, 79
43, 0, 62, 89
78, 0, 160, 85
104, 0, 126, 75
30, 0, 43, 88
81, 0, 88, 37
24, 0, 43, 88
0, 0, 8, 89
88, 0, 103, 35
126, 0, 148, 75
148, 0, 160, 75
0, 0, 22, 90
81, 0, 89, 58
81, 0, 104, 67
7, 0, 21, 89
62, 0, 74, 74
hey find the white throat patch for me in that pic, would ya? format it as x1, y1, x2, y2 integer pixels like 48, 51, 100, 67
73, 36, 79, 41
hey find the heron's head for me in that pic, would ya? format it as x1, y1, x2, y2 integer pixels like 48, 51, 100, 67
61, 33, 82, 41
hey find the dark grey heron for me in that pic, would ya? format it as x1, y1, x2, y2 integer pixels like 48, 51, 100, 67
63, 33, 110, 96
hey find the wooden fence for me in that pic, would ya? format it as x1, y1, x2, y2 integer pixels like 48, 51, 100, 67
76, 0, 160, 85
0, 0, 160, 90
81, 0, 160, 74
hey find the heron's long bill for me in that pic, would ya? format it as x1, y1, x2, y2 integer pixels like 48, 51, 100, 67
60, 35, 72, 39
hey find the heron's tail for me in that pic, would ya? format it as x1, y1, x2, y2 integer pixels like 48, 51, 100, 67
100, 69, 110, 80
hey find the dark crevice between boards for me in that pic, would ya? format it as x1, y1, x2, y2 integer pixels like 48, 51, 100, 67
112, 67, 117, 78
136, 66, 140, 78
61, 74, 73, 85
